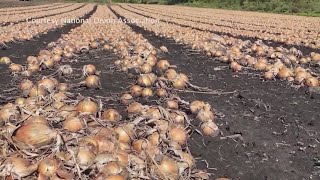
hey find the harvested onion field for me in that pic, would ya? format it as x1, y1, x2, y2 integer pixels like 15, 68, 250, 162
0, 1, 319, 180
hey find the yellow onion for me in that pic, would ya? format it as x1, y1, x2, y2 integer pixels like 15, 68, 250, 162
77, 147, 96, 166
132, 139, 148, 153
9, 63, 23, 73
3, 157, 38, 177
115, 124, 134, 143
201, 121, 219, 137
157, 60, 170, 71
13, 123, 56, 148
148, 132, 160, 146
19, 79, 33, 92
165, 69, 177, 80
63, 116, 83, 132
115, 150, 129, 167
145, 108, 162, 119
179, 151, 194, 167
15, 97, 26, 105
58, 83, 69, 92
154, 119, 169, 134
146, 55, 157, 66
137, 75, 152, 87
28, 85, 46, 97
85, 75, 100, 89
311, 53, 320, 61
170, 112, 185, 125
77, 99, 98, 115
142, 88, 153, 98
130, 85, 143, 97
58, 105, 78, 119
190, 100, 206, 114
83, 64, 97, 76
230, 61, 242, 72
52, 54, 62, 62
38, 78, 56, 92
102, 109, 121, 122
156, 88, 167, 97
166, 100, 179, 110
140, 63, 153, 74
173, 79, 186, 90
28, 64, 40, 73
254, 61, 267, 71
127, 102, 143, 115
305, 77, 319, 87
169, 127, 187, 145
156, 156, 179, 180
277, 68, 292, 79
42, 59, 55, 69
24, 115, 48, 125
38, 158, 59, 177
102, 162, 122, 175
263, 71, 274, 80
196, 109, 214, 122
120, 93, 134, 105
0, 56, 11, 64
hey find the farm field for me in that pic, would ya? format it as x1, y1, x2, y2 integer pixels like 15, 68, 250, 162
0, 1, 319, 180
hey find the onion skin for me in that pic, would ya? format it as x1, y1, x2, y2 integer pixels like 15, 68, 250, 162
38, 158, 59, 177
63, 117, 83, 132
85, 75, 100, 89
77, 99, 98, 115
13, 123, 56, 148
3, 157, 38, 178
102, 109, 121, 122
169, 127, 187, 145
157, 156, 179, 180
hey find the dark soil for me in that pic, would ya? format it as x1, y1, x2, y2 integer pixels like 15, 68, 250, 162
111, 6, 320, 180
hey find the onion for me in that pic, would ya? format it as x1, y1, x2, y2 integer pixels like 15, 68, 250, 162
63, 117, 83, 132
157, 60, 170, 71
201, 121, 219, 137
85, 75, 100, 89
132, 139, 148, 153
230, 61, 242, 72
165, 69, 177, 80
15, 97, 25, 105
3, 157, 37, 177
146, 55, 157, 66
77, 147, 96, 166
52, 54, 62, 62
173, 79, 186, 89
254, 61, 267, 71
190, 100, 206, 114
127, 102, 143, 115
83, 64, 97, 76
154, 119, 169, 134
305, 77, 319, 87
102, 109, 121, 122
166, 100, 179, 110
42, 59, 55, 69
145, 108, 162, 119
130, 85, 143, 97
311, 53, 320, 61
28, 85, 46, 97
28, 64, 40, 73
115, 150, 129, 167
0, 56, 11, 64
263, 71, 274, 80
102, 162, 122, 175
115, 124, 134, 143
13, 123, 56, 147
9, 63, 23, 73
156, 88, 167, 97
196, 109, 214, 122
104, 175, 125, 180
277, 68, 292, 79
148, 132, 160, 146
38, 158, 59, 177
142, 88, 153, 98
179, 151, 194, 167
169, 127, 187, 145
140, 63, 153, 74
137, 75, 152, 87
38, 78, 56, 92
24, 115, 48, 125
58, 83, 69, 92
58, 105, 78, 119
19, 79, 33, 92
120, 93, 134, 105
77, 99, 98, 115
170, 112, 185, 125
156, 156, 179, 180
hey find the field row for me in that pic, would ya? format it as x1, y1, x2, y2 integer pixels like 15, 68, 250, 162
112, 5, 320, 87
0, 3, 70, 16
127, 4, 320, 49
0, 3, 63, 13
0, 4, 95, 44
